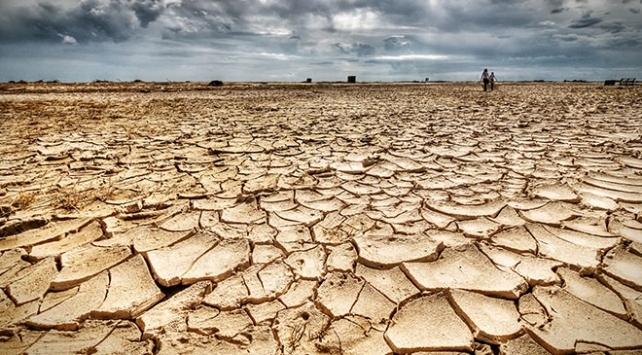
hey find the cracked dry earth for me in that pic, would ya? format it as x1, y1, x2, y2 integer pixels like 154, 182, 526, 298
1, 82, 642, 355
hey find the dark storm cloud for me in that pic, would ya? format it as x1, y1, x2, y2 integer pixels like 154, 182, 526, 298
0, 0, 151, 42
0, 0, 641, 82
131, 0, 164, 28
569, 17, 603, 28
600, 22, 626, 33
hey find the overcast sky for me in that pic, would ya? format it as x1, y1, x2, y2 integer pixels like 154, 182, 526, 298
1, 0, 641, 82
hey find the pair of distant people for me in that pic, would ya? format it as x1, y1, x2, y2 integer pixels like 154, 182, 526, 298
480, 68, 497, 91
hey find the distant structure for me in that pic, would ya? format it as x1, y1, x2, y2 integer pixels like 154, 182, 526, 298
306, 78, 312, 83
425, 78, 429, 82
208, 80, 223, 87
347, 76, 356, 83
620, 78, 636, 86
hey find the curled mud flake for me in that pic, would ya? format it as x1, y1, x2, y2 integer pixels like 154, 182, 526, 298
0, 218, 92, 252
500, 333, 551, 355
202, 275, 248, 311
182, 238, 251, 284
456, 217, 501, 239
274, 206, 323, 227
143, 231, 218, 287
384, 292, 474, 353
315, 315, 391, 355
528, 286, 642, 354
526, 223, 601, 271
51, 245, 131, 291
0, 289, 40, 328
597, 273, 642, 328
601, 245, 642, 292
326, 243, 358, 272
316, 272, 364, 318
137, 281, 212, 339
246, 299, 285, 324
425, 198, 507, 220
159, 211, 201, 232
350, 283, 395, 331
556, 267, 627, 317
221, 200, 266, 224
490, 226, 537, 253
132, 226, 195, 253
532, 183, 580, 202
447, 289, 523, 344
519, 201, 579, 226
24, 320, 115, 355
5, 257, 58, 305
284, 245, 326, 280
353, 224, 442, 268
0, 328, 44, 355
274, 303, 330, 355
402, 244, 528, 299
275, 225, 315, 254
480, 244, 562, 286
93, 254, 165, 319
27, 272, 109, 331
609, 218, 642, 244
29, 220, 104, 260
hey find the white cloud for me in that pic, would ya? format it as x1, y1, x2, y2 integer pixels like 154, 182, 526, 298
332, 9, 380, 31
59, 34, 78, 44
539, 21, 556, 26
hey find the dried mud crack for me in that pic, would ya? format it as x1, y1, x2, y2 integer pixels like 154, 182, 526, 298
1, 81, 642, 354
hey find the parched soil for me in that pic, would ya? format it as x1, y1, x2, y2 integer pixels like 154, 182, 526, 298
1, 82, 642, 354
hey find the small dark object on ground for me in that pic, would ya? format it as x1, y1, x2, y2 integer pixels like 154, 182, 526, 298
306, 78, 312, 83
620, 78, 636, 86
604, 80, 617, 86
347, 76, 356, 83
208, 80, 224, 87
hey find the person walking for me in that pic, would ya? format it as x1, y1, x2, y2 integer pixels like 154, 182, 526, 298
481, 68, 490, 91
489, 72, 497, 91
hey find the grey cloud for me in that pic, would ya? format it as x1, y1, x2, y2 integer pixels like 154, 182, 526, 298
131, 0, 164, 28
630, 8, 641, 13
0, 0, 149, 43
547, 0, 565, 6
554, 34, 580, 41
352, 43, 376, 57
0, 0, 640, 82
569, 17, 602, 28
333, 42, 376, 57
384, 36, 412, 52
600, 22, 626, 33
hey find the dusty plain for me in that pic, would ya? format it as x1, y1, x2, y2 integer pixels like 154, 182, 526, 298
0, 81, 642, 355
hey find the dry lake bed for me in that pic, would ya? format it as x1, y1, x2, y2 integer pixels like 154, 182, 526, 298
1, 81, 642, 354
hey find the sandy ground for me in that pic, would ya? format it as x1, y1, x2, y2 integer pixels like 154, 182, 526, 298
0, 81, 642, 355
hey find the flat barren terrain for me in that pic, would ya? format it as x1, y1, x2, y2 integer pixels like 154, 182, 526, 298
1, 81, 642, 354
